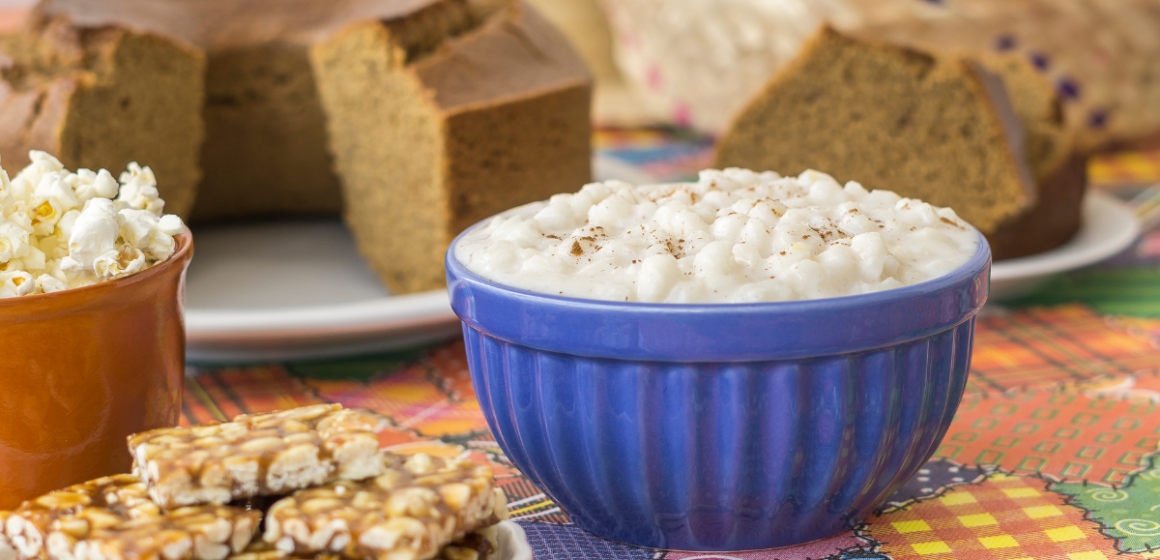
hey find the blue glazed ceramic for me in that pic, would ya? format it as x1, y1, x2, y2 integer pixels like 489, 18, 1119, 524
447, 228, 990, 551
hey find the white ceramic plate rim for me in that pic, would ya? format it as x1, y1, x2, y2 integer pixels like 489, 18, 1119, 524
186, 186, 1138, 347
494, 521, 532, 560
186, 289, 454, 344
990, 190, 1140, 280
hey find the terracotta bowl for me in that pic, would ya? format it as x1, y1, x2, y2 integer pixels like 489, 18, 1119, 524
0, 233, 192, 509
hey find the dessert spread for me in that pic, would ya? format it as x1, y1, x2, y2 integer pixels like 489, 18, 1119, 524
0, 151, 185, 298
455, 168, 980, 303
0, 405, 507, 560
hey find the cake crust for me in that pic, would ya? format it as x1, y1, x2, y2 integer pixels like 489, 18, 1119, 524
0, 14, 204, 218
716, 26, 1036, 235
844, 28, 1086, 259
716, 26, 1085, 259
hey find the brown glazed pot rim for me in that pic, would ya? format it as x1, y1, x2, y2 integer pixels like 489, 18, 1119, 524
0, 229, 193, 309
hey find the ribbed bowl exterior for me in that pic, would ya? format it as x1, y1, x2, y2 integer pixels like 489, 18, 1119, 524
464, 321, 973, 550
448, 221, 990, 551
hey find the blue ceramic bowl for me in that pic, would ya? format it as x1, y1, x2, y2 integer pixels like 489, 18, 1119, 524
447, 228, 990, 551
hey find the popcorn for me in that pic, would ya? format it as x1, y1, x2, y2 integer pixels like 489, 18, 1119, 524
35, 273, 67, 294
0, 221, 31, 263
29, 174, 80, 236
72, 168, 120, 204
116, 163, 164, 216
118, 209, 176, 261
61, 198, 120, 272
94, 246, 146, 280
157, 214, 184, 236
0, 151, 185, 299
22, 245, 46, 273
10, 151, 65, 202
0, 271, 34, 298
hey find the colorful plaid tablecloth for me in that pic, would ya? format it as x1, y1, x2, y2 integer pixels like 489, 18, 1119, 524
186, 130, 1160, 560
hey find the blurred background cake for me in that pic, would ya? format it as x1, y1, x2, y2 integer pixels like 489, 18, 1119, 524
0, 0, 1156, 296
590, 0, 1160, 154
534, 0, 1160, 259
715, 28, 1084, 260
0, 13, 203, 217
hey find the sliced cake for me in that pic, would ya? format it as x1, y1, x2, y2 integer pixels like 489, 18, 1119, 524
309, 0, 591, 294
0, 14, 204, 218
970, 52, 1085, 259
34, 0, 419, 221
36, 0, 595, 229
715, 27, 1083, 260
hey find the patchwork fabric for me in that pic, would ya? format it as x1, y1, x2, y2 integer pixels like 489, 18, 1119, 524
181, 365, 324, 425
657, 531, 867, 560
1090, 148, 1160, 186
881, 459, 992, 513
1054, 455, 1160, 554
302, 364, 487, 437
1113, 316, 1160, 347
937, 386, 1160, 484
866, 473, 1110, 560
1081, 370, 1160, 405
523, 523, 654, 560
1010, 269, 1160, 316
968, 305, 1160, 394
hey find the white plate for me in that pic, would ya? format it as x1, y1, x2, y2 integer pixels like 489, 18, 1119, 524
493, 521, 533, 560
185, 156, 652, 363
989, 190, 1140, 301
184, 220, 462, 363
187, 162, 1135, 361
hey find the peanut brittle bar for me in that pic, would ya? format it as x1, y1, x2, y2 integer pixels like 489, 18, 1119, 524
433, 527, 500, 560
2, 475, 159, 560
129, 404, 387, 509
70, 505, 260, 560
263, 453, 508, 560
229, 526, 499, 560
218, 542, 294, 560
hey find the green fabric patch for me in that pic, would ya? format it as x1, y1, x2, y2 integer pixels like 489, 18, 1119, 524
286, 346, 430, 379
1008, 268, 1160, 317
1053, 454, 1160, 553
